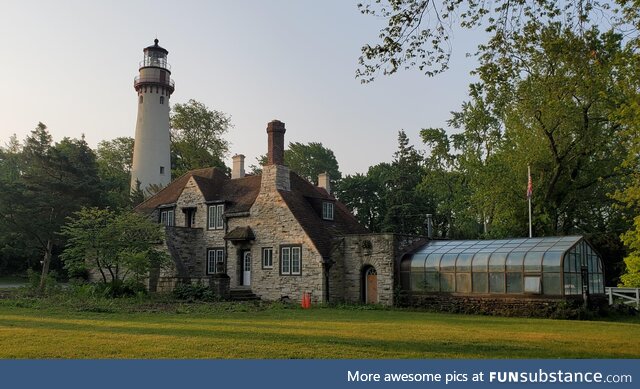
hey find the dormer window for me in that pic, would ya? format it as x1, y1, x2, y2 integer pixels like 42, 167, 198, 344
322, 201, 334, 220
159, 208, 175, 226
207, 204, 224, 230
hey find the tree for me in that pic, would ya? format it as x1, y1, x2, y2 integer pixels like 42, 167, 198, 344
356, 0, 632, 82
284, 142, 342, 185
170, 99, 231, 177
254, 142, 342, 185
336, 163, 392, 232
96, 137, 134, 208
0, 123, 102, 292
415, 23, 634, 283
382, 131, 430, 234
60, 207, 168, 286
611, 28, 640, 286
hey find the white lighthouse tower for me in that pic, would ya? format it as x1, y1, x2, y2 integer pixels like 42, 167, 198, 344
130, 39, 174, 194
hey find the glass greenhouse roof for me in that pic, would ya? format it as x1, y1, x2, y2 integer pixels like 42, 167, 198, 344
412, 236, 584, 257
402, 235, 605, 296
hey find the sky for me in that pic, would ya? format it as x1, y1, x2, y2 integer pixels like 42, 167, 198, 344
0, 0, 485, 175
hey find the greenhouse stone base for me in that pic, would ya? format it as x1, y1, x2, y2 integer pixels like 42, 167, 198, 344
399, 293, 608, 318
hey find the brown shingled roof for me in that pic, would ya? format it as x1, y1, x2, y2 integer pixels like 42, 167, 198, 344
136, 166, 368, 258
135, 167, 227, 213
280, 173, 368, 258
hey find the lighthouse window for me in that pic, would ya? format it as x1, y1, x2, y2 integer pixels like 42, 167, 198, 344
139, 95, 143, 104
160, 166, 165, 174
160, 96, 165, 104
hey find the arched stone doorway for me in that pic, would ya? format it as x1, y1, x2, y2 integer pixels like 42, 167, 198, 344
362, 265, 378, 304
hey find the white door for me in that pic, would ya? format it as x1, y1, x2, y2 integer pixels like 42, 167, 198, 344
243, 251, 251, 286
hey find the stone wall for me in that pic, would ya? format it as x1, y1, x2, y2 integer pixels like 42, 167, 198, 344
164, 226, 205, 277
400, 293, 609, 317
336, 234, 425, 306
240, 164, 324, 303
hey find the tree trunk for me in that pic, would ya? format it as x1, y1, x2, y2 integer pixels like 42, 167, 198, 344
38, 239, 53, 294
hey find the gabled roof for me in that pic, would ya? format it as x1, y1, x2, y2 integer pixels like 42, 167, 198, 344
280, 173, 368, 258
135, 167, 227, 213
136, 166, 368, 258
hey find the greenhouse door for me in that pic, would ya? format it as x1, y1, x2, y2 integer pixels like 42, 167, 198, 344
365, 267, 378, 304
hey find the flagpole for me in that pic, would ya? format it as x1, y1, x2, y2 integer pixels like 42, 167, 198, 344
528, 165, 532, 238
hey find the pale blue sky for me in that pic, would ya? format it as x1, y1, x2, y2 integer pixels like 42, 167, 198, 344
0, 0, 484, 175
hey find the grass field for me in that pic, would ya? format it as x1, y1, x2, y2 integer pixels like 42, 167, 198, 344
1, 300, 639, 359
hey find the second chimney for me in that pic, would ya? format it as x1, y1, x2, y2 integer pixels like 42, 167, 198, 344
232, 154, 245, 179
318, 172, 331, 195
266, 120, 286, 166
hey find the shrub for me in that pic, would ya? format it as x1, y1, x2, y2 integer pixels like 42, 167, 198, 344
26, 269, 60, 295
172, 282, 216, 302
93, 280, 147, 298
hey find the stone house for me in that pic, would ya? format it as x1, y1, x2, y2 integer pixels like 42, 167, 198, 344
136, 120, 425, 305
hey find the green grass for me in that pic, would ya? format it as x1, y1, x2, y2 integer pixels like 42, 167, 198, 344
1, 299, 639, 359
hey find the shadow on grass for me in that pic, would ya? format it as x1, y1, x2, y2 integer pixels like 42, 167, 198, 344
0, 313, 622, 359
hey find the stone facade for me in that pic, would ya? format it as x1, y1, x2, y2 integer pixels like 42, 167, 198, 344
330, 234, 426, 306
136, 120, 417, 306
151, 165, 327, 304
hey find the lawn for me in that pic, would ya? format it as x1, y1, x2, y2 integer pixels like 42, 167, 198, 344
1, 301, 639, 359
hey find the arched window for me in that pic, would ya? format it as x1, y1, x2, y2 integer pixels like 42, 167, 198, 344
139, 95, 143, 104
160, 96, 164, 104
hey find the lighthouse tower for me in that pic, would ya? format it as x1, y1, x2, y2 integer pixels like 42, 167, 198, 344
130, 39, 174, 194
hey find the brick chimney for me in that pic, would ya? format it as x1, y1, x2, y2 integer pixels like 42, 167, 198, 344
260, 119, 290, 192
318, 172, 331, 195
266, 119, 286, 166
232, 154, 245, 179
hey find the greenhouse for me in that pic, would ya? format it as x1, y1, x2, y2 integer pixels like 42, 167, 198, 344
400, 236, 605, 297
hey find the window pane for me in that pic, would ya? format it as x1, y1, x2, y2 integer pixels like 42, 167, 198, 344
216, 205, 224, 228
208, 206, 215, 229
542, 251, 562, 272
489, 252, 507, 272
506, 252, 524, 272
523, 251, 543, 272
411, 271, 425, 291
543, 273, 561, 295
281, 248, 290, 274
262, 248, 273, 268
506, 273, 523, 293
524, 276, 541, 293
411, 254, 428, 272
489, 272, 505, 293
472, 253, 489, 272
456, 254, 473, 272
216, 250, 224, 273
456, 273, 471, 293
425, 272, 439, 292
564, 273, 579, 295
472, 272, 488, 293
207, 250, 215, 274
291, 247, 301, 274
440, 273, 454, 292
440, 254, 457, 272
425, 254, 441, 271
